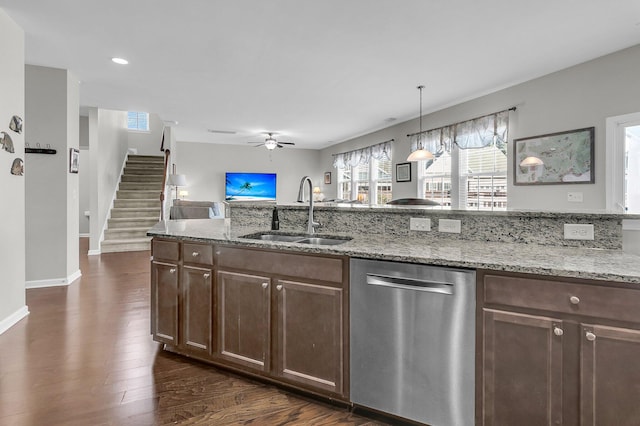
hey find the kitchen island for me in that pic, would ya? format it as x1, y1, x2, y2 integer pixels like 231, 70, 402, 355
148, 214, 640, 425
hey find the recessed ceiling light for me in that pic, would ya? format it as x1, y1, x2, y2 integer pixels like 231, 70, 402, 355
111, 57, 129, 65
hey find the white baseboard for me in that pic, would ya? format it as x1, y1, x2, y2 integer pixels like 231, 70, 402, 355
26, 278, 69, 289
0, 305, 29, 335
26, 269, 83, 288
88, 249, 101, 256
68, 269, 82, 284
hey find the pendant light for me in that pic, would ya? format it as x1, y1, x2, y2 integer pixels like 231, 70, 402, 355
407, 85, 434, 162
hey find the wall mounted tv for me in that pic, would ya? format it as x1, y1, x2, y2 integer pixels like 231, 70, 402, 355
225, 172, 277, 201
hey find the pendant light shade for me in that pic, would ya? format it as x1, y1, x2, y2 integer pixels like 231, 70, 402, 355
407, 85, 433, 162
519, 156, 544, 167
407, 148, 434, 162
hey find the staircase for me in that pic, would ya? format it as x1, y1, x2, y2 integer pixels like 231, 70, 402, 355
101, 155, 165, 253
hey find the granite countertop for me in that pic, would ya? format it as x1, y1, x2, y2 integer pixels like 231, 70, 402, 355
148, 219, 640, 284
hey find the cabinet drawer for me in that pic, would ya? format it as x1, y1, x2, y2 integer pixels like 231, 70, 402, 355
183, 243, 214, 265
217, 246, 344, 284
152, 239, 179, 261
484, 274, 640, 324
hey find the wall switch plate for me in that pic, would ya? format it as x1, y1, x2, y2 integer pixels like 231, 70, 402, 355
410, 217, 431, 231
439, 219, 461, 233
564, 224, 594, 240
567, 192, 583, 202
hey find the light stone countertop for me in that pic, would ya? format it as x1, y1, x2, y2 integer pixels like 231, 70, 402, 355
148, 219, 640, 284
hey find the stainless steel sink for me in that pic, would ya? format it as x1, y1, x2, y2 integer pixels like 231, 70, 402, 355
296, 237, 351, 246
240, 232, 352, 246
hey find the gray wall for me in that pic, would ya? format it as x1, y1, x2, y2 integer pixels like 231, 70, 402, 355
320, 44, 640, 212
88, 108, 128, 253
24, 65, 79, 285
175, 142, 322, 204
0, 9, 26, 333
79, 116, 89, 235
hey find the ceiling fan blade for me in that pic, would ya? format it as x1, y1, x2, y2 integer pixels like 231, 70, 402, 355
278, 142, 295, 145
252, 143, 265, 147
277, 144, 284, 148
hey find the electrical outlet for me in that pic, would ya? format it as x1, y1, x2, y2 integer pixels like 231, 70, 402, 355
439, 219, 461, 233
410, 217, 431, 231
567, 192, 583, 202
564, 224, 594, 240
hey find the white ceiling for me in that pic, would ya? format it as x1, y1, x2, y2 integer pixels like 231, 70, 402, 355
1, 0, 639, 149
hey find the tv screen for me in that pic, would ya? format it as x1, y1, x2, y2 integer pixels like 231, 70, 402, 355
225, 172, 277, 201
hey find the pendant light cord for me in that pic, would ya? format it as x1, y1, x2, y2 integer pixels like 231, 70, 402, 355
417, 85, 424, 149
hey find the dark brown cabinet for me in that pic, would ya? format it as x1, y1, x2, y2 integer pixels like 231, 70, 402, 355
217, 270, 271, 372
181, 265, 213, 354
151, 239, 214, 355
150, 238, 349, 401
216, 245, 348, 398
151, 239, 180, 346
274, 279, 344, 394
477, 270, 640, 426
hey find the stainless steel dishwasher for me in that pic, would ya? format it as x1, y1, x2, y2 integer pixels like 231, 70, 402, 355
350, 258, 475, 426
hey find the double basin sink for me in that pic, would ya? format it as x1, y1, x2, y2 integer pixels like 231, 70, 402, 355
240, 232, 352, 246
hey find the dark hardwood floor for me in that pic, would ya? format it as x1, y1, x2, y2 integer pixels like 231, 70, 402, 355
0, 238, 387, 425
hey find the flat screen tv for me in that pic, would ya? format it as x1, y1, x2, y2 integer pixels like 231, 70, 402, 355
225, 172, 277, 201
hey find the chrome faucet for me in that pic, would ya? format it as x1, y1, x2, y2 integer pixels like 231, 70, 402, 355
297, 176, 320, 234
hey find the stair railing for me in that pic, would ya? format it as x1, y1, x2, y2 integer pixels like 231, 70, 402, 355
160, 148, 171, 221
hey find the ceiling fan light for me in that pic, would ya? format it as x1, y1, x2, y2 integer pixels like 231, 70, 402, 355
265, 139, 278, 150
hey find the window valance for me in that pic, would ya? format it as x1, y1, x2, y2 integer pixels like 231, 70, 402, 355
333, 139, 393, 169
408, 108, 513, 154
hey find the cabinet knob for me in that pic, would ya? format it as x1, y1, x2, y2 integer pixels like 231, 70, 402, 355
569, 296, 580, 305
553, 327, 564, 336
203, 273, 210, 279
585, 331, 596, 341
192, 251, 200, 257
169, 268, 176, 274
276, 284, 283, 291
261, 282, 268, 289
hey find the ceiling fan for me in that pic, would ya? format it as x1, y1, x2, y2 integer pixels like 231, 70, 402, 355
248, 132, 295, 150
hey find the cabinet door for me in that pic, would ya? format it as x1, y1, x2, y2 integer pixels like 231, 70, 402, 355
181, 265, 213, 354
580, 324, 640, 425
151, 261, 179, 345
481, 309, 564, 426
217, 270, 271, 372
275, 279, 344, 395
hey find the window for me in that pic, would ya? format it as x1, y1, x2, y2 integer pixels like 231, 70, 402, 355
334, 141, 392, 205
415, 110, 509, 210
127, 111, 149, 131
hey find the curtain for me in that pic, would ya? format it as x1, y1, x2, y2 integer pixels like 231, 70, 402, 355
333, 140, 392, 169
407, 109, 510, 154
454, 110, 509, 149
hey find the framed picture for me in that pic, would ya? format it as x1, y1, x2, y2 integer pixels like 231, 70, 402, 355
396, 162, 411, 182
513, 127, 594, 185
69, 148, 79, 173
324, 172, 331, 185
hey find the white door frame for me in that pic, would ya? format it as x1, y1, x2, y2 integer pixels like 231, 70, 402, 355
605, 111, 640, 213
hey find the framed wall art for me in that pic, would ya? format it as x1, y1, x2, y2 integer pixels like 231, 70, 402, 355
324, 172, 331, 185
396, 162, 411, 182
69, 148, 79, 173
513, 127, 594, 185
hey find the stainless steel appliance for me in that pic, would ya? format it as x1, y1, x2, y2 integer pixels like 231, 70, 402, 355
350, 258, 475, 426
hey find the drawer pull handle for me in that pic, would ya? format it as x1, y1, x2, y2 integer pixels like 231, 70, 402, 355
262, 282, 268, 289
169, 268, 176, 274
192, 252, 200, 257
276, 284, 283, 291
585, 331, 596, 342
203, 273, 210, 279
569, 296, 580, 305
553, 327, 564, 336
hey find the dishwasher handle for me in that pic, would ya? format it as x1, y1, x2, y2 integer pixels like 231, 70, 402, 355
366, 273, 453, 295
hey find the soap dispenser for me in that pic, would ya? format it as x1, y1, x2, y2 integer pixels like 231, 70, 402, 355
271, 206, 280, 230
